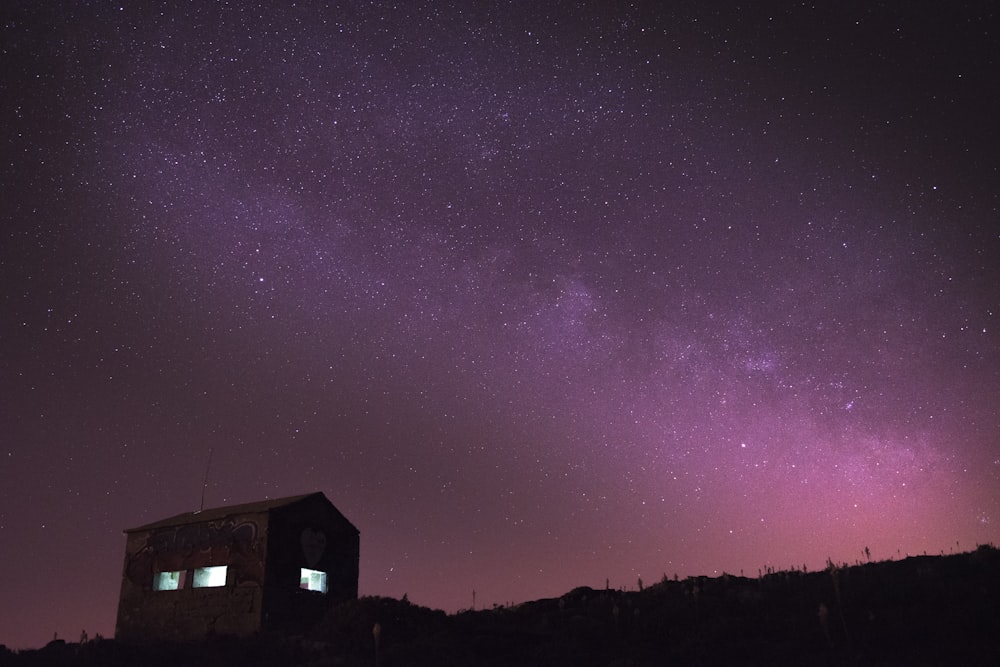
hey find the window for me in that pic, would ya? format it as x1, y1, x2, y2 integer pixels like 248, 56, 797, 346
300, 568, 327, 593
154, 570, 185, 591
193, 565, 228, 588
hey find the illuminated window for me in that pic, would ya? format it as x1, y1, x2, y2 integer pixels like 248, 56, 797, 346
193, 566, 228, 588
154, 570, 185, 591
299, 568, 327, 593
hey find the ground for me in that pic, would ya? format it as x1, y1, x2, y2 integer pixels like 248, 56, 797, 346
3, 546, 998, 666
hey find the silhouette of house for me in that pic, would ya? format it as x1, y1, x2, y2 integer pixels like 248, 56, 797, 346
115, 492, 359, 642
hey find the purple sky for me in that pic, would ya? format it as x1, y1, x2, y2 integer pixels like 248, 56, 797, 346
2, 1, 998, 649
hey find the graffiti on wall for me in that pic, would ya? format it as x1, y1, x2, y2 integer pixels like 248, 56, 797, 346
300, 528, 327, 566
126, 518, 264, 586
149, 518, 257, 554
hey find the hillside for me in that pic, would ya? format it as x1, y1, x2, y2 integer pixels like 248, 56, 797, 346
4, 545, 998, 666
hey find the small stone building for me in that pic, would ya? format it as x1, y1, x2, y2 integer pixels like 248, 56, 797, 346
115, 492, 359, 642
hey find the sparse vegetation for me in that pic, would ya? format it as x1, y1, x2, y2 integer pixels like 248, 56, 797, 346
2, 546, 998, 666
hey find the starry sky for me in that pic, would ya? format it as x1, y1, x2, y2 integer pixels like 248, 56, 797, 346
2, 0, 998, 649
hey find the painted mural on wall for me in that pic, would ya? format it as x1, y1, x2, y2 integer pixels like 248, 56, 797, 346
126, 518, 263, 586
300, 528, 326, 567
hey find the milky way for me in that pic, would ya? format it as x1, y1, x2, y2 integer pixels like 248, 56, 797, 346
2, 1, 998, 648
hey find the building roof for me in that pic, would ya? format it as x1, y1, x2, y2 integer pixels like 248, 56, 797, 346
124, 492, 342, 532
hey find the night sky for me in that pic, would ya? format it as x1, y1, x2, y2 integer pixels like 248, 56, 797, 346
2, 1, 998, 649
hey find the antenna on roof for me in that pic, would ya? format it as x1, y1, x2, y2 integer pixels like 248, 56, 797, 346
199, 447, 214, 512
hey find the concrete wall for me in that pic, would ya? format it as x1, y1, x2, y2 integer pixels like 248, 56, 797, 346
115, 496, 361, 642
115, 512, 270, 642
261, 495, 360, 632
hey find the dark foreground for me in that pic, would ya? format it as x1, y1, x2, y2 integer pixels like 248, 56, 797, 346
4, 545, 998, 666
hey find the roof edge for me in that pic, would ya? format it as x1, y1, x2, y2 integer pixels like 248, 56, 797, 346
124, 491, 331, 533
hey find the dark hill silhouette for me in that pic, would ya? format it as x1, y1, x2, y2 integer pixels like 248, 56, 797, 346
3, 544, 998, 666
